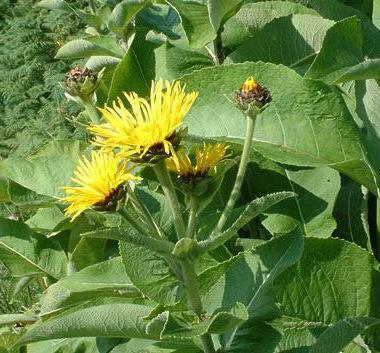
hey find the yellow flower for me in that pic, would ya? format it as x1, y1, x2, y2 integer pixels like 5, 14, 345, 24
167, 143, 229, 179
88, 80, 198, 163
240, 76, 260, 94
62, 151, 139, 220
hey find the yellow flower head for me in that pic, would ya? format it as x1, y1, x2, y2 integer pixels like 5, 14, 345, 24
167, 143, 229, 180
62, 151, 139, 220
88, 80, 198, 163
240, 76, 260, 94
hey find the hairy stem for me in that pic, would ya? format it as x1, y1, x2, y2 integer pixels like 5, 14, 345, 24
153, 161, 187, 239
187, 196, 198, 238
82, 97, 101, 124
213, 117, 254, 236
180, 259, 216, 353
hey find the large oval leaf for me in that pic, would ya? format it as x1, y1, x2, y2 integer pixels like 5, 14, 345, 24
181, 62, 376, 193
0, 218, 67, 280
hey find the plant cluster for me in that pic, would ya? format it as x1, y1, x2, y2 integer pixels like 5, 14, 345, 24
1, 1, 380, 353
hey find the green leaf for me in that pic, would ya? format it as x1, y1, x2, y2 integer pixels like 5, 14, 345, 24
151, 302, 248, 339
36, 0, 72, 11
27, 338, 103, 353
108, 0, 147, 35
274, 238, 380, 323
154, 43, 214, 81
0, 218, 67, 279
0, 140, 88, 199
86, 56, 121, 71
222, 1, 319, 51
26, 206, 66, 232
17, 299, 153, 345
246, 164, 340, 238
111, 340, 200, 353
167, 0, 216, 48
305, 17, 364, 84
119, 242, 181, 306
181, 62, 377, 193
40, 257, 141, 316
302, 0, 380, 57
0, 314, 37, 328
55, 37, 124, 60
227, 14, 334, 69
207, 0, 242, 32
107, 34, 156, 103
309, 318, 380, 353
199, 230, 304, 318
334, 59, 380, 83
374, 0, 380, 29
333, 178, 370, 250
2, 180, 54, 209
201, 192, 295, 252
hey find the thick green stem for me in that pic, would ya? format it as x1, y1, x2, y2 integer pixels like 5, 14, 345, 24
213, 118, 254, 235
213, 29, 224, 65
82, 97, 101, 124
187, 196, 198, 238
180, 259, 216, 353
118, 209, 174, 254
153, 161, 187, 239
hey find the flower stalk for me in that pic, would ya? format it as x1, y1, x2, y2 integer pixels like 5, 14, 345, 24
212, 117, 254, 235
153, 160, 187, 240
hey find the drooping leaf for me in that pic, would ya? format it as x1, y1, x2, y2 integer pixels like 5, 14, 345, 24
227, 14, 334, 70
55, 37, 124, 60
0, 218, 67, 279
0, 140, 88, 199
222, 1, 319, 51
17, 299, 154, 345
305, 17, 364, 84
167, 0, 216, 48
40, 257, 141, 316
181, 62, 377, 193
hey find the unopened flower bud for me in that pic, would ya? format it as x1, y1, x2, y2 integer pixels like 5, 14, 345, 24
235, 76, 271, 117
62, 66, 101, 98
